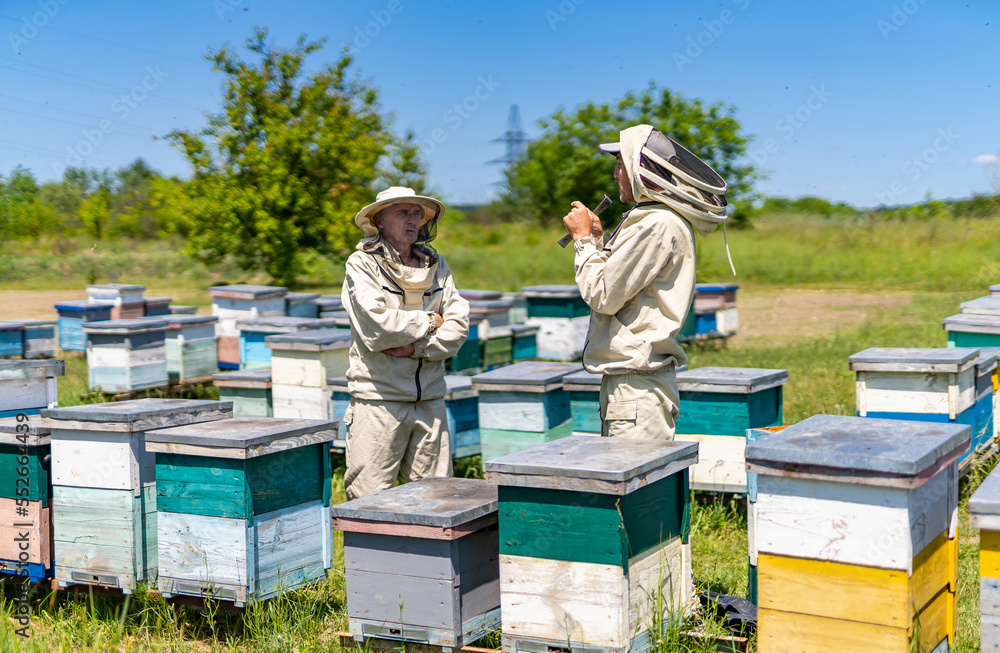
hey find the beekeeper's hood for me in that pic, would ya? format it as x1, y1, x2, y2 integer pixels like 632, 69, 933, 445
600, 125, 728, 237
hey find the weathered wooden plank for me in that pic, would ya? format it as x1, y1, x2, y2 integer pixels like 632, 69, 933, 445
0, 443, 51, 504
858, 369, 976, 417
477, 390, 571, 432
271, 349, 349, 387
344, 532, 456, 580
42, 398, 233, 432
0, 377, 57, 413
254, 500, 329, 594
676, 367, 787, 394
157, 510, 249, 586
331, 477, 497, 528
0, 499, 50, 566
271, 384, 333, 420
479, 421, 573, 462
524, 316, 589, 361
676, 388, 782, 436
674, 433, 748, 493
346, 568, 460, 630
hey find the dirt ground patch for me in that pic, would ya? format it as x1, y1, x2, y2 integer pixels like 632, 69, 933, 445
0, 288, 213, 319
734, 288, 911, 346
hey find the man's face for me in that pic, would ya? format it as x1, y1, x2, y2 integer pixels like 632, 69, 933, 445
374, 202, 424, 251
614, 155, 634, 203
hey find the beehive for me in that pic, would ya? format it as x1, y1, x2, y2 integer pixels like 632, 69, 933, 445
237, 316, 338, 369
87, 284, 146, 320
0, 322, 24, 358
143, 297, 171, 317
55, 301, 114, 352
523, 285, 589, 361
315, 295, 343, 314
147, 417, 335, 605
674, 367, 787, 493
162, 315, 218, 384
469, 299, 513, 339
285, 292, 321, 318
0, 416, 53, 581
42, 398, 232, 592
850, 348, 979, 468
501, 291, 528, 325
168, 305, 198, 315
214, 367, 272, 418
969, 465, 1000, 650
84, 319, 168, 393
332, 477, 500, 648
448, 314, 484, 373
944, 313, 1000, 349
562, 368, 602, 435
445, 375, 480, 459
693, 283, 739, 337
482, 326, 513, 371
267, 329, 351, 421
511, 324, 539, 362
14, 319, 56, 359
992, 284, 1000, 297
746, 415, 964, 653
209, 285, 288, 370
0, 359, 63, 418
962, 296, 1000, 317
472, 361, 580, 461
969, 348, 999, 452
486, 436, 697, 653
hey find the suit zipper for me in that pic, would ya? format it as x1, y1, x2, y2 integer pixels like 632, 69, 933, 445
414, 358, 423, 401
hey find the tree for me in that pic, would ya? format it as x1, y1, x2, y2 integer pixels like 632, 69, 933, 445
496, 84, 760, 228
166, 27, 408, 286
0, 167, 60, 240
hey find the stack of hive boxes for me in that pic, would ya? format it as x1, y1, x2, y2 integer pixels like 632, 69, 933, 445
486, 436, 697, 653
266, 329, 350, 423
747, 415, 963, 652
448, 314, 484, 373
944, 294, 1000, 348
148, 417, 335, 605
42, 398, 232, 592
467, 295, 514, 370
86, 284, 145, 320
55, 301, 113, 352
674, 367, 787, 493
0, 359, 63, 418
315, 294, 342, 317
13, 320, 57, 359
563, 368, 602, 435
143, 297, 171, 317
333, 477, 500, 647
523, 285, 589, 361
284, 292, 320, 318
970, 465, 1000, 649
84, 318, 169, 393
472, 361, 580, 461
510, 324, 539, 362
444, 375, 480, 459
693, 283, 739, 338
850, 348, 981, 470
214, 367, 273, 418
0, 322, 23, 358
209, 285, 287, 370
162, 314, 218, 384
0, 416, 53, 581
237, 316, 337, 370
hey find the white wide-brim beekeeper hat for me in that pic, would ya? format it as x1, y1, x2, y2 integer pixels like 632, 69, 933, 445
354, 187, 447, 237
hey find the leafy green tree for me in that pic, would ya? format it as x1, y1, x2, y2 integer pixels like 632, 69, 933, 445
496, 84, 760, 228
0, 167, 60, 240
78, 190, 110, 241
165, 27, 406, 286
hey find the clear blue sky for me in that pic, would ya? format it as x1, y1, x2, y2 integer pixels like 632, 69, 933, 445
1, 0, 997, 209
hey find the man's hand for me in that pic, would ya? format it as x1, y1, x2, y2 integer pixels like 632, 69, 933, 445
382, 344, 415, 357
563, 201, 604, 242
431, 312, 444, 329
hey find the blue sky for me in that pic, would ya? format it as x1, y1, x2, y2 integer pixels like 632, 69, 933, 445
0, 0, 997, 208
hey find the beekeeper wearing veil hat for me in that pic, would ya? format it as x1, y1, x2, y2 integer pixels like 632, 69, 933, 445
562, 124, 731, 440
342, 186, 469, 499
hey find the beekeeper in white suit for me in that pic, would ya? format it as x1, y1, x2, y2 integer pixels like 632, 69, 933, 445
342, 187, 469, 499
562, 124, 730, 440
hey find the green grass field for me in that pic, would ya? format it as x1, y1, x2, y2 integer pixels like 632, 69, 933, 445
1, 211, 999, 651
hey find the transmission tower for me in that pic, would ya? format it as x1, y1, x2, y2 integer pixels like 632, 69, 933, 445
490, 105, 527, 167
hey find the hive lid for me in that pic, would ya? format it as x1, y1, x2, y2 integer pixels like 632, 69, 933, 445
563, 368, 601, 387
54, 300, 115, 311
143, 296, 171, 304
745, 414, 969, 479
696, 283, 739, 292
521, 284, 581, 297
0, 415, 50, 446
331, 476, 497, 529
86, 284, 146, 293
459, 289, 503, 301
0, 359, 65, 379
943, 313, 1000, 333
469, 300, 514, 311
164, 314, 217, 327
961, 296, 1000, 316
445, 375, 476, 399
285, 292, 321, 303
472, 361, 582, 390
236, 316, 338, 332
145, 417, 336, 457
82, 318, 168, 334
848, 347, 978, 373
676, 367, 788, 393
0, 321, 24, 332
265, 328, 351, 350
970, 469, 1000, 518
485, 435, 698, 495
168, 305, 198, 314
213, 367, 272, 384
11, 319, 56, 328
208, 284, 288, 300
42, 398, 232, 432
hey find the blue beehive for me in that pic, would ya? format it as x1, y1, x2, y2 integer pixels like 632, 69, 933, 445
0, 359, 64, 418
14, 320, 56, 359
55, 301, 114, 352
285, 292, 321, 318
0, 322, 24, 358
237, 316, 338, 369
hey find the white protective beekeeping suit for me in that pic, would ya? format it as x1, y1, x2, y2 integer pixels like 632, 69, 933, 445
573, 124, 729, 439
342, 188, 470, 499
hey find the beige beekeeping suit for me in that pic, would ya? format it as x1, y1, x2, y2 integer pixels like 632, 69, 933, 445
574, 125, 727, 440
342, 236, 469, 499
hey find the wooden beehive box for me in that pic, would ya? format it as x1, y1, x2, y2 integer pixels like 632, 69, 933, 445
87, 284, 146, 320
84, 319, 169, 393
482, 326, 513, 371
0, 322, 24, 358
0, 416, 53, 581
445, 375, 480, 459
143, 297, 171, 317
147, 417, 335, 605
448, 314, 483, 373
501, 291, 528, 325
214, 367, 273, 418
332, 476, 500, 648
486, 436, 697, 653
327, 376, 350, 433
168, 305, 197, 315
674, 367, 787, 493
55, 301, 114, 352
42, 398, 232, 592
943, 313, 1000, 349
969, 466, 1000, 650
315, 294, 343, 314
968, 348, 999, 452
163, 315, 218, 384
15, 319, 56, 359
210, 285, 288, 370
694, 283, 738, 311
267, 328, 351, 421
746, 414, 966, 653
469, 299, 513, 338
285, 292, 320, 318
523, 285, 589, 362
238, 316, 338, 370
962, 296, 1000, 317
562, 368, 602, 435
511, 324, 539, 362
850, 348, 978, 468
0, 359, 64, 418
472, 361, 581, 461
